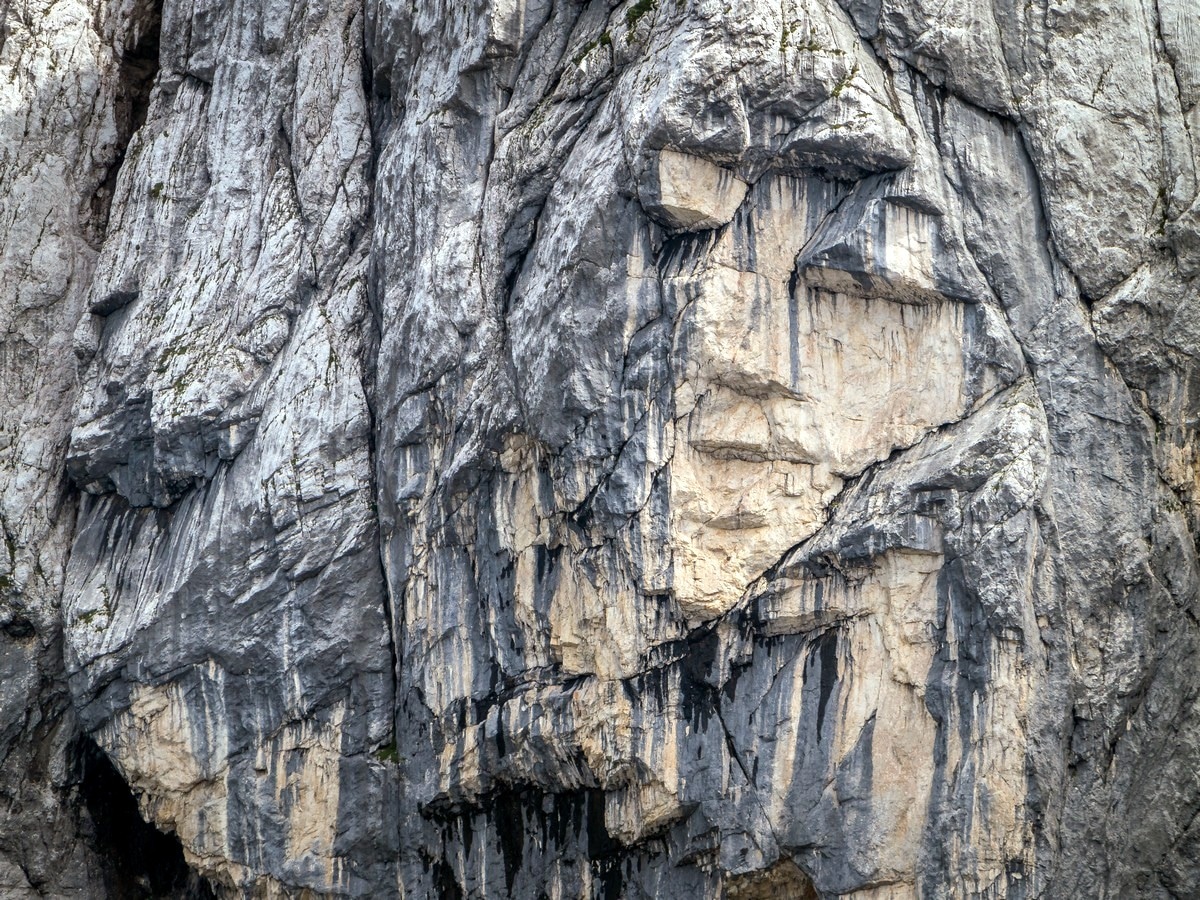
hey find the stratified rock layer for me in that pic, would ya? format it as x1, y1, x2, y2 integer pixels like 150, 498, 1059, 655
3, 0, 1200, 897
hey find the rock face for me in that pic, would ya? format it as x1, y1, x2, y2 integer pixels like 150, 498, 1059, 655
4, 0, 1200, 897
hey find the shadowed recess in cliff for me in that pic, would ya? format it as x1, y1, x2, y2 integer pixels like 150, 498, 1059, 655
426, 786, 636, 899
75, 737, 215, 900
90, 0, 163, 237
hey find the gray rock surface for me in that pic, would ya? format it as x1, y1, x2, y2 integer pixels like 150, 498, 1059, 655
0, 0, 168, 893
4, 0, 1200, 896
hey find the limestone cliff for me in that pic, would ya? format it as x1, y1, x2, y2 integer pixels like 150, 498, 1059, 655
3, 0, 1200, 897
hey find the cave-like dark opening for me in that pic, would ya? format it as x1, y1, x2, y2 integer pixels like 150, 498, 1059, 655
75, 736, 215, 899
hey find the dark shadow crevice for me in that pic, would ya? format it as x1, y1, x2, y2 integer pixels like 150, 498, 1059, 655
75, 736, 215, 900
89, 0, 163, 242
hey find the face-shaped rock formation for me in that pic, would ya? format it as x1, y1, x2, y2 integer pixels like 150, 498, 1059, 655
3, 0, 1200, 897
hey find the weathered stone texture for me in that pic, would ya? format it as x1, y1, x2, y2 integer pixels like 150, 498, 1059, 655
3, 0, 1200, 897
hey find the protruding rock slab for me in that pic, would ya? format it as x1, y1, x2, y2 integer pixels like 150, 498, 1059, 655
640, 149, 749, 232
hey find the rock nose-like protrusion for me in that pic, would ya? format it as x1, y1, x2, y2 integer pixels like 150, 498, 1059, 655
639, 149, 748, 232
